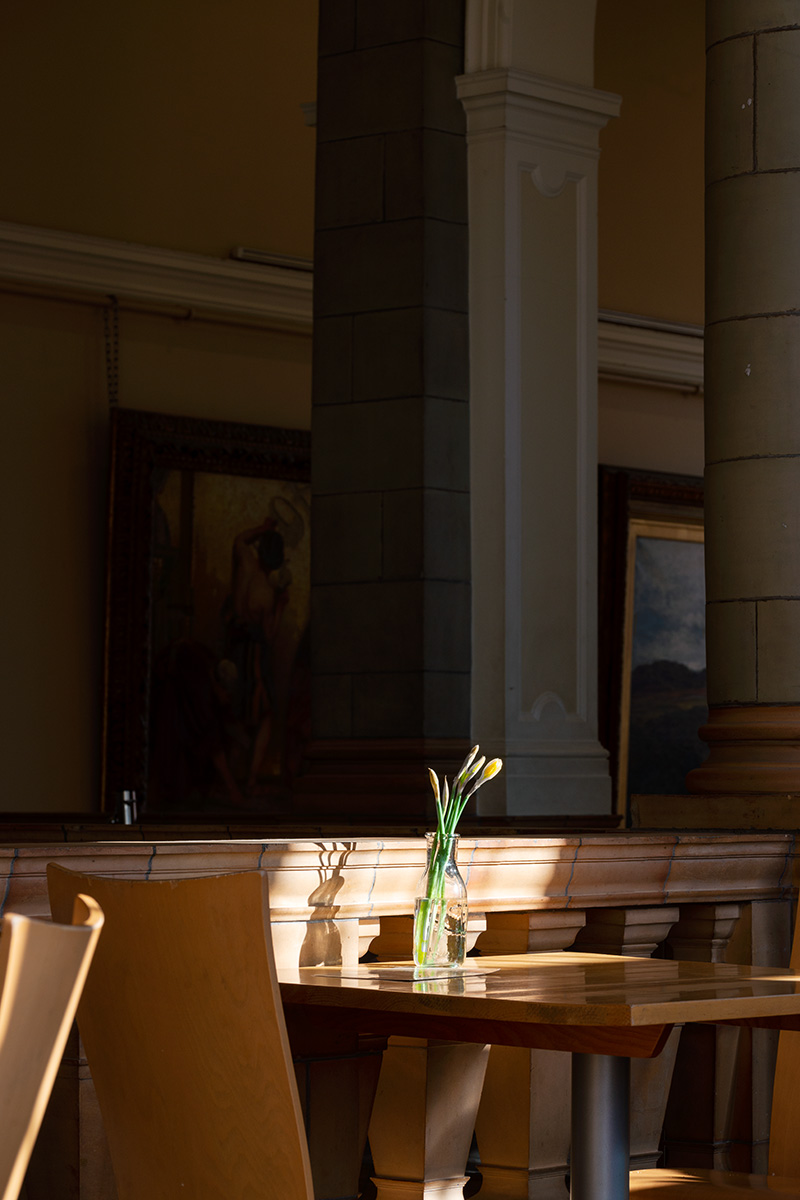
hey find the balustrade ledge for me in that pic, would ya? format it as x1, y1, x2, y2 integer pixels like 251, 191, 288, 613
0, 832, 794, 922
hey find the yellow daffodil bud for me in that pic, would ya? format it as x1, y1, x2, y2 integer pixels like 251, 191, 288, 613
465, 756, 504, 799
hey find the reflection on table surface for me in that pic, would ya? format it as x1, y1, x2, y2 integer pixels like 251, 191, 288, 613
278, 952, 800, 1027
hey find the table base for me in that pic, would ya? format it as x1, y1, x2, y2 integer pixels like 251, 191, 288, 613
572, 1054, 631, 1200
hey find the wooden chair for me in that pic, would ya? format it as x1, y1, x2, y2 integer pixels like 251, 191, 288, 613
631, 914, 800, 1198
47, 864, 314, 1200
0, 894, 103, 1200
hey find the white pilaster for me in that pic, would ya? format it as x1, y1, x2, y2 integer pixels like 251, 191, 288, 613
457, 58, 620, 815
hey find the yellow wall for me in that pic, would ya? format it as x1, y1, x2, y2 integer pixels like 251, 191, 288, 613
0, 0, 317, 258
595, 0, 705, 327
598, 378, 704, 477
0, 0, 316, 812
0, 294, 311, 812
595, 0, 705, 477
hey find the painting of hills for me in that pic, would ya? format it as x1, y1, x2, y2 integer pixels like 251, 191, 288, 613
626, 534, 708, 799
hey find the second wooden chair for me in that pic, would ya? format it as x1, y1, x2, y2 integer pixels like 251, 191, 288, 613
47, 864, 314, 1200
0, 893, 103, 1200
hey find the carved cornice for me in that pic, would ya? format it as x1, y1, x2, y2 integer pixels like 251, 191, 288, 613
1, 834, 793, 923
598, 315, 704, 392
0, 220, 312, 331
0, 223, 705, 391
456, 68, 621, 149
457, 67, 621, 122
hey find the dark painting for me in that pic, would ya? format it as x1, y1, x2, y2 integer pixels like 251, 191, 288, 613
625, 533, 708, 800
103, 409, 311, 816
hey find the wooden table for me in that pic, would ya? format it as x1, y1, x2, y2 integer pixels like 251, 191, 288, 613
280, 952, 800, 1200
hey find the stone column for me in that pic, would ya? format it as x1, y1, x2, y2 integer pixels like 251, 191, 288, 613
456, 2, 619, 814
302, 2, 472, 816
689, 2, 800, 793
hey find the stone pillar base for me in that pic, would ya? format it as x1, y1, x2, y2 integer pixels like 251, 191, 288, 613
372, 1177, 469, 1200
292, 738, 471, 820
687, 706, 800, 793
478, 1164, 569, 1200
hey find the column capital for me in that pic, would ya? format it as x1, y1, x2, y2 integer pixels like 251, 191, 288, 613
456, 68, 620, 147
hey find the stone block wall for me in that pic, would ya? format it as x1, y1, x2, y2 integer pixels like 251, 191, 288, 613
311, 0, 471, 741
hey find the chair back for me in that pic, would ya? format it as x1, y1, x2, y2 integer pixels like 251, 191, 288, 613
47, 864, 314, 1200
768, 906, 800, 1176
0, 894, 103, 1200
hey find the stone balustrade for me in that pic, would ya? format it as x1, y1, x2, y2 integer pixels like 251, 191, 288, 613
3, 830, 795, 931
8, 830, 796, 1199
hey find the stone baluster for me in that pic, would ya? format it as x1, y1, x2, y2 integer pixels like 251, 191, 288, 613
279, 916, 385, 1200
474, 911, 586, 1199
747, 899, 793, 1174
477, 910, 587, 956
360, 918, 382, 959
287, 1016, 385, 1200
572, 907, 682, 1171
572, 907, 680, 959
368, 1037, 491, 1200
662, 903, 743, 1170
666, 903, 741, 964
369, 913, 487, 961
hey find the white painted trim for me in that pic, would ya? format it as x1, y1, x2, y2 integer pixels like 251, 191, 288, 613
457, 68, 622, 125
0, 222, 704, 387
464, 0, 512, 73
0, 220, 312, 331
460, 57, 615, 815
598, 318, 704, 391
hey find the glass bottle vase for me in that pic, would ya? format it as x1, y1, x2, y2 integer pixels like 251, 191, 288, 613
413, 832, 468, 968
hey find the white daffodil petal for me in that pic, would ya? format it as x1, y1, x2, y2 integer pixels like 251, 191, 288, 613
456, 745, 480, 779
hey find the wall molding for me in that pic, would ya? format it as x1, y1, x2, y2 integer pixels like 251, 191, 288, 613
0, 222, 705, 388
598, 311, 704, 392
0, 220, 312, 331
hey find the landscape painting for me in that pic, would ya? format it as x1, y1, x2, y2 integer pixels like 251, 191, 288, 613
619, 520, 708, 805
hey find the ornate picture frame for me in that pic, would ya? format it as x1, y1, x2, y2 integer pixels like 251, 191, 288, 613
102, 408, 311, 817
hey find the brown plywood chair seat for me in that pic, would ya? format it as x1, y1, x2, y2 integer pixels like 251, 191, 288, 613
0, 894, 103, 1200
631, 1167, 800, 1195
47, 864, 314, 1200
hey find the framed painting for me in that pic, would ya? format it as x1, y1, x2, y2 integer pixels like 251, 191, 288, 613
598, 466, 707, 819
102, 408, 311, 817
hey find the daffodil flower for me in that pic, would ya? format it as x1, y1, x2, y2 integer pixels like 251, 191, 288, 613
416, 745, 504, 967
426, 745, 503, 841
